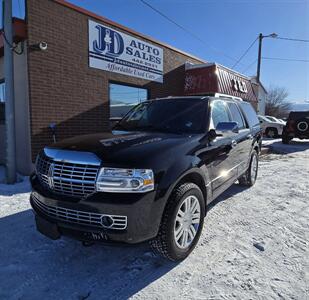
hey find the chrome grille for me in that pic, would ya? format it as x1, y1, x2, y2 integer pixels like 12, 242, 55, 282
32, 194, 127, 230
36, 152, 99, 198
36, 152, 53, 188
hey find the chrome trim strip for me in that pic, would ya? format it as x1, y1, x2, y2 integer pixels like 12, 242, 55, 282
47, 163, 55, 189
210, 161, 246, 184
36, 150, 101, 198
44, 148, 101, 166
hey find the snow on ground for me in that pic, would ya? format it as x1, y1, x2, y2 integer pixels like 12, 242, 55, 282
0, 140, 308, 300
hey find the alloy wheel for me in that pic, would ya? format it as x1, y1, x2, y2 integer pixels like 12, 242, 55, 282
174, 195, 201, 249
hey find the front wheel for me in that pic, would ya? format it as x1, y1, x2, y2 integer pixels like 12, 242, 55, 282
238, 151, 259, 187
265, 127, 278, 138
150, 183, 205, 261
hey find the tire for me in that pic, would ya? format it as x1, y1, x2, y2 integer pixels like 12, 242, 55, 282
150, 183, 205, 261
282, 133, 292, 144
296, 118, 309, 133
238, 151, 259, 187
265, 127, 278, 138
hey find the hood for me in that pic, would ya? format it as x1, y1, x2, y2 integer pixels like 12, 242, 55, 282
48, 131, 200, 168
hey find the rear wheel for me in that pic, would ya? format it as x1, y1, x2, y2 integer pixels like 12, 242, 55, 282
296, 119, 309, 133
150, 183, 205, 261
265, 127, 278, 138
238, 151, 259, 187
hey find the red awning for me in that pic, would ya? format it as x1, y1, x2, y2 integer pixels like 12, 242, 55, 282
184, 63, 258, 103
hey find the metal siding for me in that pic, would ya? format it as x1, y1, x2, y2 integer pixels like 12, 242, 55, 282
184, 64, 258, 104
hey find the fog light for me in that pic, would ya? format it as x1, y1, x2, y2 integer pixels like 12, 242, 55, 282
101, 215, 113, 228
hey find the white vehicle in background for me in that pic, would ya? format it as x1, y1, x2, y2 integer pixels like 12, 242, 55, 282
265, 115, 286, 125
258, 115, 285, 138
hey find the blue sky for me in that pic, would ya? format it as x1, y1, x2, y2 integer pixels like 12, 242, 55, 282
12, 0, 309, 102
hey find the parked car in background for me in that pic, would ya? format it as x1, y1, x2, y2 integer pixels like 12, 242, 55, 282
30, 96, 262, 261
282, 111, 309, 144
265, 115, 286, 125
258, 115, 285, 138
278, 118, 287, 125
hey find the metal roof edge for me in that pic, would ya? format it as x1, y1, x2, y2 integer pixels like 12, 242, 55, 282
185, 62, 252, 80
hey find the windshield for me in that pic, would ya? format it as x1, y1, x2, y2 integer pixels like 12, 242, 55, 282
258, 116, 268, 122
265, 116, 278, 122
114, 99, 208, 134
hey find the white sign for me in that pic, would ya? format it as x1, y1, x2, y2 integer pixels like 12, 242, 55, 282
88, 20, 164, 83
231, 78, 248, 93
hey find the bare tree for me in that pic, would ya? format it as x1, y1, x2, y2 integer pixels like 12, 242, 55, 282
265, 86, 291, 117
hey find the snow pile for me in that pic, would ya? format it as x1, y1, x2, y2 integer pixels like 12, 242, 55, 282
0, 165, 30, 197
0, 140, 308, 299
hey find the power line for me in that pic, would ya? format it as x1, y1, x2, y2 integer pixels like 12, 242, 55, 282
232, 37, 258, 69
262, 57, 309, 62
241, 59, 257, 74
274, 36, 309, 43
0, 30, 23, 55
139, 0, 241, 65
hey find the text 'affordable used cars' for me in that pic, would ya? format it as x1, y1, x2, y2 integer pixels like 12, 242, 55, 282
30, 96, 262, 261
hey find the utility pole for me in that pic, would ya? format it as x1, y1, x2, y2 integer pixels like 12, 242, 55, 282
256, 32, 277, 83
256, 33, 263, 83
3, 0, 17, 183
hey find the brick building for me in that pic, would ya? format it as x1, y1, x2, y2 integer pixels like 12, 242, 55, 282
0, 0, 258, 175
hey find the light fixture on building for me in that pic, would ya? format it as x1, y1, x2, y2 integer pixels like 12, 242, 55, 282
29, 42, 48, 51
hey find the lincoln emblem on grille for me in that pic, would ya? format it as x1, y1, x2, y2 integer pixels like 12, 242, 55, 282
47, 163, 55, 189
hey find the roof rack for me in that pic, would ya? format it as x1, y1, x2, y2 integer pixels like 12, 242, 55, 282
202, 93, 243, 101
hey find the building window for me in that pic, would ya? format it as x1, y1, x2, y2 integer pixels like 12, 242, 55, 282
109, 83, 148, 119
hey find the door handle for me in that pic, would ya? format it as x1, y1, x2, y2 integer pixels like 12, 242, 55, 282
231, 140, 237, 148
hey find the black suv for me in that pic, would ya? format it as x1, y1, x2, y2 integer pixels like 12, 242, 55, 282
30, 97, 262, 261
282, 111, 309, 144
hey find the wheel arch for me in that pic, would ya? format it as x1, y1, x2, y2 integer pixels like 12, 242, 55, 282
253, 144, 260, 154
164, 168, 210, 214
266, 126, 278, 132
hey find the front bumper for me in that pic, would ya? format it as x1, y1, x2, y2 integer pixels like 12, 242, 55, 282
30, 175, 166, 244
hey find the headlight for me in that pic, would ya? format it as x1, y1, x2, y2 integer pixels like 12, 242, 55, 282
96, 168, 154, 193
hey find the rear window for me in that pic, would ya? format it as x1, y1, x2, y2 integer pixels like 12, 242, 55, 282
239, 102, 259, 127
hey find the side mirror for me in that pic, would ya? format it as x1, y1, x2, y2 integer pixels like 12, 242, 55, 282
216, 121, 239, 134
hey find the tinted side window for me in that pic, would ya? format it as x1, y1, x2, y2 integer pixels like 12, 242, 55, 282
227, 102, 245, 129
211, 101, 230, 128
239, 102, 259, 127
